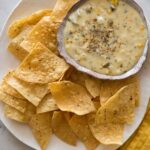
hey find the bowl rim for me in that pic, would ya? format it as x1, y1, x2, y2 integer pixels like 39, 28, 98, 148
57, 0, 150, 80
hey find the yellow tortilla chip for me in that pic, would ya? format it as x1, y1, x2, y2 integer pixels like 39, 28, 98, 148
93, 101, 101, 110
6, 73, 48, 106
4, 104, 27, 123
69, 70, 88, 86
0, 89, 27, 113
69, 70, 100, 98
37, 93, 58, 114
8, 9, 52, 38
89, 120, 124, 145
8, 26, 32, 60
69, 115, 99, 150
96, 84, 136, 124
20, 16, 57, 53
52, 111, 77, 146
100, 75, 139, 105
49, 81, 95, 115
29, 113, 52, 150
20, 0, 79, 54
25, 102, 36, 122
15, 43, 69, 84
1, 80, 24, 99
52, 0, 79, 21
85, 77, 101, 98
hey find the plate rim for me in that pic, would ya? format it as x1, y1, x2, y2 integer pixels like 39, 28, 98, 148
0, 0, 149, 150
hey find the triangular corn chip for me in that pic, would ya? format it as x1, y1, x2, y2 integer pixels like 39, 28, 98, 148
89, 120, 124, 145
8, 9, 52, 38
20, 0, 79, 54
69, 115, 99, 150
49, 81, 95, 115
0, 89, 27, 113
4, 104, 27, 123
29, 113, 52, 150
1, 80, 24, 99
8, 26, 32, 60
15, 43, 69, 84
6, 73, 48, 106
85, 77, 101, 98
96, 84, 137, 124
52, 111, 77, 146
37, 93, 58, 114
100, 75, 139, 105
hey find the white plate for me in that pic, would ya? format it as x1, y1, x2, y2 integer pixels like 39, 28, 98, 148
0, 0, 150, 150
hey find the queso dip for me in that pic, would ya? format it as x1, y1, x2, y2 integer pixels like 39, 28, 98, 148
63, 0, 147, 75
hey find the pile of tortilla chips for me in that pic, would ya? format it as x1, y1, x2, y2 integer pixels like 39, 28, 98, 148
0, 0, 140, 150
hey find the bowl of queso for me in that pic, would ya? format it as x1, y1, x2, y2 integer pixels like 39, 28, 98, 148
58, 0, 149, 80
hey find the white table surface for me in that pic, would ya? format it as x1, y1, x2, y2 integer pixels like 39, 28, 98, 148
0, 0, 150, 150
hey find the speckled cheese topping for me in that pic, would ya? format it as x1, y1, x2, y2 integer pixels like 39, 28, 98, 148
63, 0, 147, 75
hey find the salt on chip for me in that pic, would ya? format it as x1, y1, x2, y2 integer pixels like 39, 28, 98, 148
20, 0, 79, 54
1, 80, 24, 99
52, 111, 77, 146
96, 84, 137, 125
100, 75, 139, 105
85, 77, 101, 98
37, 93, 58, 114
8, 26, 32, 60
6, 73, 48, 106
15, 43, 69, 84
29, 113, 52, 150
8, 9, 52, 38
0, 89, 27, 113
49, 81, 95, 115
69, 115, 99, 150
4, 104, 27, 123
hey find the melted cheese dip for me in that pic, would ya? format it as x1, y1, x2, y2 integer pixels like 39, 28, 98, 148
63, 0, 147, 75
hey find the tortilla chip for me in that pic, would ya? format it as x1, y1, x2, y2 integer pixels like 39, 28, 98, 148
89, 120, 124, 145
1, 80, 24, 99
29, 113, 52, 150
4, 104, 27, 123
20, 16, 56, 53
52, 111, 77, 146
6, 73, 48, 106
8, 26, 32, 60
69, 70, 100, 98
49, 81, 95, 115
85, 77, 101, 98
69, 115, 99, 150
69, 70, 88, 87
15, 43, 69, 84
25, 102, 36, 122
8, 9, 52, 38
93, 101, 101, 110
96, 84, 137, 125
100, 75, 139, 105
37, 93, 58, 114
52, 0, 79, 21
20, 0, 79, 54
0, 89, 27, 113
63, 112, 73, 122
